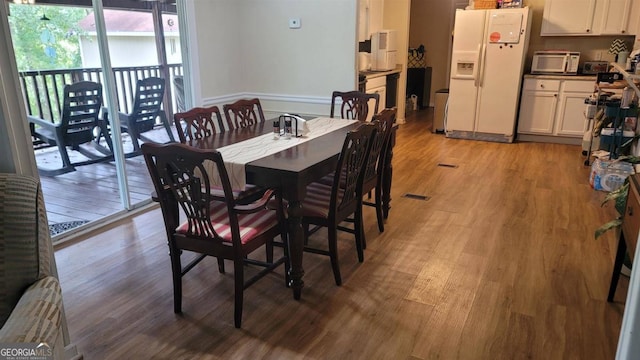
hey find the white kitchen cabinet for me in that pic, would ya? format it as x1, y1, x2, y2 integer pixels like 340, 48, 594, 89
369, 0, 384, 36
357, 0, 384, 42
517, 80, 560, 134
358, 0, 368, 42
629, 0, 640, 36
541, 0, 597, 35
541, 0, 632, 36
365, 75, 386, 122
518, 78, 594, 140
599, 0, 632, 35
556, 83, 594, 136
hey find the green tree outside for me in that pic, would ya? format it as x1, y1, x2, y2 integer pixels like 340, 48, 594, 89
8, 4, 88, 71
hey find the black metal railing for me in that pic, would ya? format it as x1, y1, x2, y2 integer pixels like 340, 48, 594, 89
19, 64, 183, 125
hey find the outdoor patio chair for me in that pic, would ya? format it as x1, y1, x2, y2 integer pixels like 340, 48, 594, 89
141, 142, 289, 328
28, 81, 112, 176
330, 90, 380, 121
107, 77, 175, 157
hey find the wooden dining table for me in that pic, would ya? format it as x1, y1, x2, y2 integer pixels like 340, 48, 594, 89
189, 119, 358, 299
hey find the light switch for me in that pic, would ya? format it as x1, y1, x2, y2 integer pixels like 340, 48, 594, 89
289, 18, 301, 29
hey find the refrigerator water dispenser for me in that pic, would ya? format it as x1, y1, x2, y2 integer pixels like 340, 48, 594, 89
456, 62, 475, 77
451, 51, 479, 80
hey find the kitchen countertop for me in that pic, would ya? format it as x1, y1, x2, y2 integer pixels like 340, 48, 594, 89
524, 73, 597, 81
360, 65, 402, 80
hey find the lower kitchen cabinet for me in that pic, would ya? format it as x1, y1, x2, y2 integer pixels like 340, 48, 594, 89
365, 75, 386, 122
517, 76, 595, 144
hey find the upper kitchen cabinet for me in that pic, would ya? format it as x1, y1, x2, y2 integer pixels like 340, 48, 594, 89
599, 0, 632, 35
358, 0, 384, 42
541, 0, 632, 36
541, 0, 597, 35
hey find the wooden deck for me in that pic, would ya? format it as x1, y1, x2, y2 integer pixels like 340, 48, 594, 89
36, 127, 175, 228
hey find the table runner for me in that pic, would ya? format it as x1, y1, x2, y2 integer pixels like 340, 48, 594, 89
209, 117, 358, 190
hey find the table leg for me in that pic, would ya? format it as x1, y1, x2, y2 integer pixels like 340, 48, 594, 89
608, 231, 628, 302
286, 200, 305, 299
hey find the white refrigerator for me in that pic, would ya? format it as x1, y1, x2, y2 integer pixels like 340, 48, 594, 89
446, 7, 532, 143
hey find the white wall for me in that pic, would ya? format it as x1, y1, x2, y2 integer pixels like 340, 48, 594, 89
80, 34, 182, 67
409, 0, 453, 108
189, 0, 357, 117
190, 0, 244, 101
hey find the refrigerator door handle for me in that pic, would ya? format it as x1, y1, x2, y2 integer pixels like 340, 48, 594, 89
474, 44, 482, 87
478, 43, 488, 88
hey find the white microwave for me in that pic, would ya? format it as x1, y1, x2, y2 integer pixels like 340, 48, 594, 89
531, 51, 580, 75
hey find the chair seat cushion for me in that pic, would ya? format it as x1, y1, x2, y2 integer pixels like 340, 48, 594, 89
176, 201, 278, 244
316, 171, 347, 188
301, 182, 343, 219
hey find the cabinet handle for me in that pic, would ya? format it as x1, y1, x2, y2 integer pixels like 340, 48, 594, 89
586, 29, 590, 32
622, 30, 626, 34
540, 84, 544, 89
554, 94, 557, 97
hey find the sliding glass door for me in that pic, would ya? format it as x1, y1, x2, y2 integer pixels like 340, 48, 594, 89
6, 0, 182, 240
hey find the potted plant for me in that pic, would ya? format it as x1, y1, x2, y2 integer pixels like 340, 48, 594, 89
595, 156, 640, 276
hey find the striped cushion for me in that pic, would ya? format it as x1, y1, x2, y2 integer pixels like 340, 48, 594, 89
316, 170, 347, 187
0, 276, 62, 345
0, 174, 43, 327
301, 182, 344, 218
176, 201, 279, 244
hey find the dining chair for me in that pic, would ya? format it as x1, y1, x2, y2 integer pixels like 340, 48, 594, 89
330, 90, 380, 121
173, 105, 225, 143
300, 122, 377, 286
27, 81, 111, 176
222, 98, 266, 130
114, 77, 175, 157
174, 105, 265, 204
141, 142, 289, 328
360, 108, 397, 243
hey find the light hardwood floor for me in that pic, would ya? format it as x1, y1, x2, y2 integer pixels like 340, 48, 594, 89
55, 109, 627, 359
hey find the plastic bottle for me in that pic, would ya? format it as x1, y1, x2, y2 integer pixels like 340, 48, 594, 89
273, 119, 280, 139
622, 86, 634, 108
284, 118, 292, 139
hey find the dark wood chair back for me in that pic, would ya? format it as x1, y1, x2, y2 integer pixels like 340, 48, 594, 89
363, 108, 396, 195
331, 123, 377, 219
301, 122, 376, 285
359, 107, 396, 236
330, 90, 380, 121
222, 98, 266, 130
141, 142, 289, 328
173, 106, 225, 143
